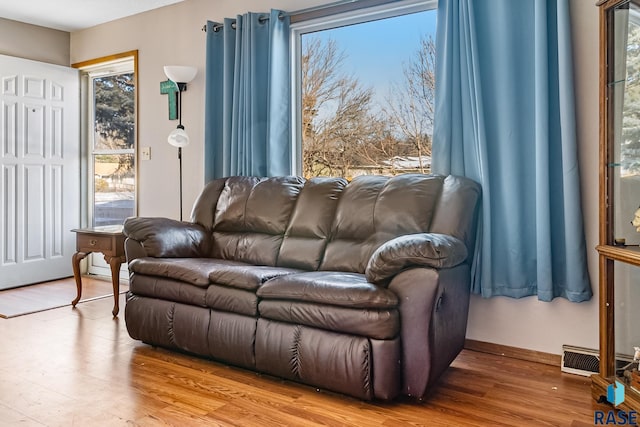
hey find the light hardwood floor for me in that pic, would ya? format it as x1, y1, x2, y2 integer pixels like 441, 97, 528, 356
0, 276, 126, 318
0, 279, 609, 426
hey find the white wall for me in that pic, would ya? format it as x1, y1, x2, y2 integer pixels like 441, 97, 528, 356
0, 17, 69, 65
70, 0, 602, 355
70, 0, 328, 222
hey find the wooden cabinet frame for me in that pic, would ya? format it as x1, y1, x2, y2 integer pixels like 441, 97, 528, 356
594, 0, 640, 411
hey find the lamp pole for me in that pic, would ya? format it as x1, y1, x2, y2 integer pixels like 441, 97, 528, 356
163, 66, 197, 222
178, 146, 183, 221
177, 84, 184, 221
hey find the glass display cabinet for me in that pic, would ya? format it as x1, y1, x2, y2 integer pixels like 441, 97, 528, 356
594, 0, 640, 411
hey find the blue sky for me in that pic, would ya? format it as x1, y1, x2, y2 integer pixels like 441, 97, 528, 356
302, 9, 437, 110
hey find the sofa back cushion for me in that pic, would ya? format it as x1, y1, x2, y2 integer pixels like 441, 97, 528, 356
277, 177, 347, 270
190, 178, 227, 229
429, 175, 482, 253
319, 174, 445, 273
189, 173, 478, 274
210, 176, 305, 266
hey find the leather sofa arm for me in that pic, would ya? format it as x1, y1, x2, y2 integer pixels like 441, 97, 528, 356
388, 264, 471, 399
365, 233, 468, 285
123, 217, 210, 261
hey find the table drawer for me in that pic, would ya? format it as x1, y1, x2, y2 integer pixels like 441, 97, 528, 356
77, 234, 112, 252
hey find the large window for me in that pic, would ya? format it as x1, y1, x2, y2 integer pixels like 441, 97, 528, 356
292, 1, 437, 179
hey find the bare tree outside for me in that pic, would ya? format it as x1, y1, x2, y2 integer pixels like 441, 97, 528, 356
301, 27, 437, 179
383, 34, 436, 173
301, 37, 383, 178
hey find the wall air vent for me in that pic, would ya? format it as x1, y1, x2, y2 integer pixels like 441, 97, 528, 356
561, 345, 599, 376
561, 345, 633, 377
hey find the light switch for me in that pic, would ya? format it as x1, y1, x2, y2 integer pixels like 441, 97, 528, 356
141, 146, 151, 160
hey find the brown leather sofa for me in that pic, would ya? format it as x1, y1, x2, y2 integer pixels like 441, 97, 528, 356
123, 173, 480, 401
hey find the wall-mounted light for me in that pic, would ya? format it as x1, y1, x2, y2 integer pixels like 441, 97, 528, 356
163, 65, 197, 221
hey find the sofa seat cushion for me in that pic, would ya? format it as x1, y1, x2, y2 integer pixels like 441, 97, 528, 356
129, 274, 207, 307
258, 300, 399, 340
257, 271, 398, 309
208, 263, 303, 291
129, 258, 226, 287
205, 284, 258, 316
129, 258, 302, 290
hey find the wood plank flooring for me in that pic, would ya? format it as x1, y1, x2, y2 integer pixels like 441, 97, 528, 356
0, 280, 610, 426
0, 276, 127, 318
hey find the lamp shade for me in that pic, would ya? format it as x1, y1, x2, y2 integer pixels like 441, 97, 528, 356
163, 65, 197, 83
168, 127, 190, 147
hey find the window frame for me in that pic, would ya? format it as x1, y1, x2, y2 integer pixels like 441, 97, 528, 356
72, 51, 138, 279
289, 0, 438, 175
73, 51, 138, 229
86, 64, 136, 228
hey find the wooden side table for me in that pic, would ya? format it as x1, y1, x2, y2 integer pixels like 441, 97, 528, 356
71, 226, 126, 316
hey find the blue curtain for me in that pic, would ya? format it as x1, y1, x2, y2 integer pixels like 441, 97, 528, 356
433, 0, 592, 302
204, 10, 291, 180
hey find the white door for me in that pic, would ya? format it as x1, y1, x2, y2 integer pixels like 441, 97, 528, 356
0, 54, 80, 290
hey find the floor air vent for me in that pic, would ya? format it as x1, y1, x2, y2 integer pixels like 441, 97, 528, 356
561, 345, 633, 377
561, 345, 599, 376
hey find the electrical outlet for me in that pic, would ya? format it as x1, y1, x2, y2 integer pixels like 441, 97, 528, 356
141, 146, 151, 160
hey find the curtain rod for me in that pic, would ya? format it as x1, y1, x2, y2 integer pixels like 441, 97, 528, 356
201, 0, 404, 32
202, 13, 284, 32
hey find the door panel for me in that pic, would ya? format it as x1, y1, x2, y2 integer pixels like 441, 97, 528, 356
2, 164, 17, 264
0, 54, 79, 289
3, 99, 17, 155
24, 164, 45, 260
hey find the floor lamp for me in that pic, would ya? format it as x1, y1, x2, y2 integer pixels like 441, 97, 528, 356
163, 65, 197, 221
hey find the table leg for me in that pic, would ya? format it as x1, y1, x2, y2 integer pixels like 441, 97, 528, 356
71, 251, 90, 307
105, 255, 124, 317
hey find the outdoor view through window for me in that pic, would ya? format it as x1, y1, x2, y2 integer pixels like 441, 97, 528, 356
92, 72, 135, 227
301, 8, 437, 179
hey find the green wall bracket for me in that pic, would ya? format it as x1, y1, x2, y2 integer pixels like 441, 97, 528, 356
160, 80, 178, 120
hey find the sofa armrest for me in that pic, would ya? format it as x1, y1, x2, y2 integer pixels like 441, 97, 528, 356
388, 265, 471, 399
365, 233, 468, 285
123, 217, 210, 260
